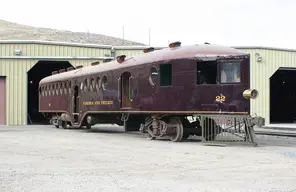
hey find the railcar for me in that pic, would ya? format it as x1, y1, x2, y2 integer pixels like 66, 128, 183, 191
38, 42, 264, 142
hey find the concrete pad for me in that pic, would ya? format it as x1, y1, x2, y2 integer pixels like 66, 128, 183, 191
0, 125, 296, 192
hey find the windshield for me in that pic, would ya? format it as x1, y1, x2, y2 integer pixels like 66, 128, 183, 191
220, 60, 241, 83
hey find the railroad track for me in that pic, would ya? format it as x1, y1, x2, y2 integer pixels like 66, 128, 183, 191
255, 131, 296, 137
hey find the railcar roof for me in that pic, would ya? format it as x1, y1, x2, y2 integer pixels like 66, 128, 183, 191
39, 43, 249, 85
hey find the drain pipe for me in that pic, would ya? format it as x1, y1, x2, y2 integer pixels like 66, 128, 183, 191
110, 46, 116, 58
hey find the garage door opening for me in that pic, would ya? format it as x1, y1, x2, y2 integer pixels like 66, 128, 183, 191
270, 68, 296, 123
27, 61, 73, 125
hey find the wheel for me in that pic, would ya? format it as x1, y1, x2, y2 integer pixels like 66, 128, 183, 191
147, 134, 156, 140
169, 117, 184, 142
203, 118, 218, 141
86, 123, 91, 129
182, 133, 190, 140
60, 121, 67, 129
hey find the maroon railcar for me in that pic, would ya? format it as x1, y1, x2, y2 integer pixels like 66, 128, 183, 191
38, 42, 263, 142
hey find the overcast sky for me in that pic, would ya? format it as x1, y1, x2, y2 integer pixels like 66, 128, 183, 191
0, 0, 295, 48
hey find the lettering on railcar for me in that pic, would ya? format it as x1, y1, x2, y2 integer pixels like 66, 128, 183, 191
82, 100, 113, 105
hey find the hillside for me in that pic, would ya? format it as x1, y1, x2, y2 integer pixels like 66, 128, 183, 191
0, 19, 145, 46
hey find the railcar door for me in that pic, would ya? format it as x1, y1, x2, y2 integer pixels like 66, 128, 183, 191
73, 85, 80, 122
195, 60, 222, 111
218, 58, 249, 112
119, 72, 133, 109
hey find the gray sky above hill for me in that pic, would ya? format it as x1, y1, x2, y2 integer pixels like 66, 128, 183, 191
0, 0, 295, 48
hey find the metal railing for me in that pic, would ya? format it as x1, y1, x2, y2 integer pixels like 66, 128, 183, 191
194, 114, 263, 146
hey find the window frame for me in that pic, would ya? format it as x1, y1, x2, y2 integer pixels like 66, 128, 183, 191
149, 66, 159, 86
196, 60, 218, 86
159, 63, 172, 87
102, 75, 108, 90
218, 59, 242, 85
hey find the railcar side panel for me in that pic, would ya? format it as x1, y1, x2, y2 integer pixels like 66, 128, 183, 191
38, 43, 257, 130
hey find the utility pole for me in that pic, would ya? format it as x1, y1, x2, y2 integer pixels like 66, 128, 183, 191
122, 26, 125, 44
148, 28, 151, 46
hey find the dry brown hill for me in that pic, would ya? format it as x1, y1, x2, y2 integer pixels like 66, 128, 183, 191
0, 19, 145, 46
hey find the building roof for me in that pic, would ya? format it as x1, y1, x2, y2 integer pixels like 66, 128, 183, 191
0, 19, 145, 46
233, 46, 296, 53
0, 39, 164, 50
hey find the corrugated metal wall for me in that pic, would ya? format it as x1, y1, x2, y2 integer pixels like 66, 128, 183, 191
2, 42, 296, 126
238, 48, 296, 125
0, 59, 35, 125
114, 49, 145, 58
114, 47, 163, 58
0, 43, 111, 57
0, 43, 111, 125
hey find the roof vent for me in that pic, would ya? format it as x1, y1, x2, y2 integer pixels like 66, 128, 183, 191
59, 69, 66, 73
143, 47, 155, 53
75, 65, 83, 69
204, 42, 210, 45
169, 41, 181, 48
67, 67, 74, 71
103, 58, 112, 63
117, 55, 126, 63
91, 61, 100, 66
51, 71, 58, 75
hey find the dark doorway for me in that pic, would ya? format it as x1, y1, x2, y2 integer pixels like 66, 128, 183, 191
270, 68, 296, 123
120, 72, 132, 109
27, 60, 73, 124
73, 85, 79, 123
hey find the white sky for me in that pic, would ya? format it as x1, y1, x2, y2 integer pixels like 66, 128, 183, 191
0, 0, 295, 48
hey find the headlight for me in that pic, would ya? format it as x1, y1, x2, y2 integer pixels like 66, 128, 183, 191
243, 89, 259, 99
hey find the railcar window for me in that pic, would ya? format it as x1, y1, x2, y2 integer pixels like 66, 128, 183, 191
49, 85, 52, 96
60, 83, 63, 95
68, 81, 71, 94
102, 75, 108, 90
149, 67, 159, 86
84, 79, 88, 92
45, 86, 47, 96
64, 82, 67, 94
56, 83, 59, 95
52, 84, 55, 95
80, 82, 84, 90
220, 61, 241, 83
90, 78, 95, 91
196, 61, 217, 84
86, 78, 90, 92
41, 87, 43, 97
96, 77, 101, 90
159, 64, 172, 86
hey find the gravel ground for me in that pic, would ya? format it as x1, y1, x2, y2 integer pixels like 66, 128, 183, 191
0, 125, 296, 192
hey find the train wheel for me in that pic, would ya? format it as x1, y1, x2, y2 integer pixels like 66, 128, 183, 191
86, 124, 91, 129
147, 134, 156, 140
169, 117, 184, 142
61, 121, 68, 129
203, 117, 219, 141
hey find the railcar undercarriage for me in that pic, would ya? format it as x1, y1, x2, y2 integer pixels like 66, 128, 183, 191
46, 111, 265, 146
138, 114, 265, 145
138, 115, 221, 142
